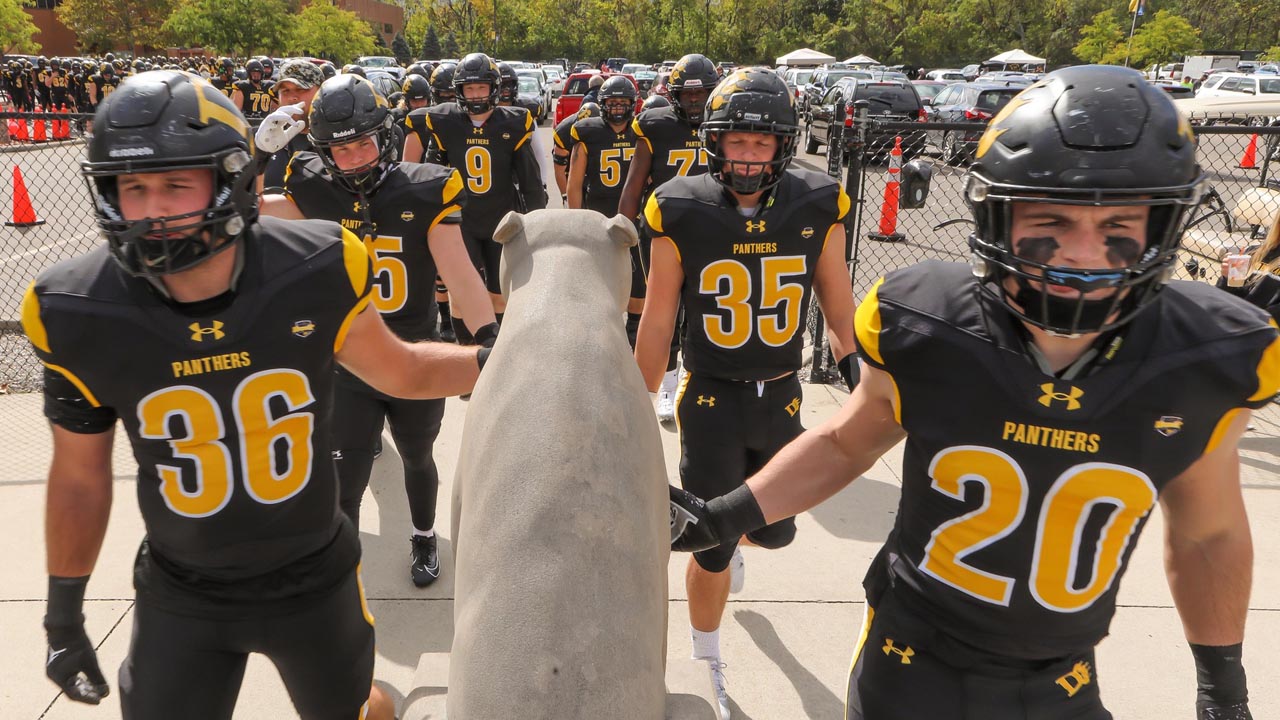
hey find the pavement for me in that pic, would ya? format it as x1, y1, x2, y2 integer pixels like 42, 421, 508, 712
2, 380, 1279, 719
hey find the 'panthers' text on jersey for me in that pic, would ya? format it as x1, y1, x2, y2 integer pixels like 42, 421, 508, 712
855, 262, 1280, 660
645, 169, 849, 380
235, 79, 274, 118
571, 116, 638, 214
420, 103, 541, 233
284, 152, 465, 341
633, 105, 708, 188
21, 217, 373, 605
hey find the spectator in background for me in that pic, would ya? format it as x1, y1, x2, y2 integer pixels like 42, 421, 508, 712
1218, 208, 1280, 323
582, 74, 606, 106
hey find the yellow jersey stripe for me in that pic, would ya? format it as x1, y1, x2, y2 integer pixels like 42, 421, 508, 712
441, 169, 464, 206
643, 194, 663, 234
20, 282, 49, 353
854, 278, 887, 366
1204, 408, 1243, 456
340, 228, 371, 298
430, 205, 462, 232
41, 362, 102, 407
1248, 322, 1280, 403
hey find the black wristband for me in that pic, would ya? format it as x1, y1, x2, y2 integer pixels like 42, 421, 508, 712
704, 484, 767, 540
838, 354, 860, 391
476, 346, 491, 371
45, 575, 90, 628
474, 322, 499, 348
1192, 643, 1249, 708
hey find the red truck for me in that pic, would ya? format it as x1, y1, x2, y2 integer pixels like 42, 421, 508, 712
553, 71, 644, 125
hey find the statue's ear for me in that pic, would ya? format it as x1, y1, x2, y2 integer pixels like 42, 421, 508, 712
493, 211, 525, 246
605, 213, 639, 249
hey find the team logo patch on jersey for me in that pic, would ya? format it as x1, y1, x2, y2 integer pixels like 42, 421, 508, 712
881, 638, 914, 664
784, 397, 801, 417
745, 220, 766, 233
189, 321, 225, 342
696, 395, 716, 407
1055, 661, 1092, 697
1038, 382, 1083, 411
291, 320, 316, 338
1154, 415, 1183, 437
502, 132, 511, 140
801, 226, 814, 239
400, 210, 415, 222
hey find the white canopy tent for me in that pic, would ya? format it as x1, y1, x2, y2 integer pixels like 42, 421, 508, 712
842, 54, 880, 66
982, 49, 1046, 73
776, 48, 836, 67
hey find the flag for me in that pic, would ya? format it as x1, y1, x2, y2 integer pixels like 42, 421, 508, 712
1129, 0, 1146, 15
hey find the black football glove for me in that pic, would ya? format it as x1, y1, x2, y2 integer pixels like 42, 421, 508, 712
837, 354, 860, 391
474, 322, 499, 349
669, 483, 766, 553
1192, 643, 1251, 720
44, 576, 109, 704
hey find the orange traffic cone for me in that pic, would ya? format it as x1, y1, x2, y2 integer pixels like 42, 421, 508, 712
868, 136, 906, 242
53, 104, 70, 140
1239, 134, 1259, 169
5, 165, 46, 227
12, 113, 28, 142
31, 104, 47, 143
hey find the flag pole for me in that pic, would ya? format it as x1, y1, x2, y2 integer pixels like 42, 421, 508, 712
1125, 0, 1141, 67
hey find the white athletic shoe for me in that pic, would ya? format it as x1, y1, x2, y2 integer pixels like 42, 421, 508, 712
729, 546, 745, 594
704, 658, 732, 720
656, 368, 678, 423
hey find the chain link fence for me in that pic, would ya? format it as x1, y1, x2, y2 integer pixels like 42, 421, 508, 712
3, 111, 1279, 452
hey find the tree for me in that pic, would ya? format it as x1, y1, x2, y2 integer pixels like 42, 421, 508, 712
392, 32, 412, 64
0, 0, 40, 54
373, 25, 389, 49
1074, 9, 1125, 64
1127, 10, 1200, 69
1261, 45, 1280, 62
287, 0, 377, 63
57, 0, 174, 52
421, 25, 441, 60
442, 31, 459, 58
163, 0, 293, 55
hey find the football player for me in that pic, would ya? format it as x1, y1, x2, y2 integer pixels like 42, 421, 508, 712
496, 61, 519, 106
635, 67, 858, 719
48, 58, 71, 110
401, 62, 456, 163
210, 57, 237, 98
668, 65, 1275, 720
620, 53, 720, 423
255, 59, 325, 195
23, 70, 488, 720
232, 59, 275, 120
405, 52, 546, 325
87, 62, 119, 108
551, 102, 600, 202
260, 74, 495, 587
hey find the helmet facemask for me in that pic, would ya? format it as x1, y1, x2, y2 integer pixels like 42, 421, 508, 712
455, 80, 498, 115
602, 96, 634, 126
671, 85, 709, 126
312, 118, 397, 196
702, 127, 798, 195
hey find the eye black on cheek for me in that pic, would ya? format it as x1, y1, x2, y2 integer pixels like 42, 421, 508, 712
1104, 236, 1143, 266
1014, 236, 1060, 265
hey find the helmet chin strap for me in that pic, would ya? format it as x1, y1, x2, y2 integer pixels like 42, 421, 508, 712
1010, 275, 1117, 336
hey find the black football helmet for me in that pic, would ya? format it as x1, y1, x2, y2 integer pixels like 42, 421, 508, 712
218, 57, 234, 77
307, 74, 396, 195
402, 74, 431, 105
341, 63, 367, 78
642, 94, 670, 111
599, 75, 637, 126
321, 62, 336, 80
452, 52, 500, 115
81, 71, 257, 281
699, 67, 799, 194
261, 58, 274, 79
668, 53, 719, 126
429, 61, 457, 103
101, 63, 115, 77
577, 102, 601, 121
967, 65, 1205, 337
496, 62, 518, 104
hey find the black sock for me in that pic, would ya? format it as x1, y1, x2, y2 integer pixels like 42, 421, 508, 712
495, 312, 504, 326
626, 312, 642, 350
453, 316, 475, 345
438, 302, 451, 324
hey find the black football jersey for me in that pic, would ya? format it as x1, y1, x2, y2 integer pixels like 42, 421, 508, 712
284, 152, 465, 341
855, 262, 1280, 660
90, 74, 119, 99
644, 170, 849, 380
632, 105, 707, 188
259, 133, 313, 195
570, 116, 638, 212
210, 76, 236, 98
419, 103, 546, 233
49, 70, 69, 103
21, 217, 373, 592
234, 79, 274, 118
552, 113, 578, 156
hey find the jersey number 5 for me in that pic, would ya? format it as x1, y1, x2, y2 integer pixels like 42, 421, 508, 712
700, 256, 807, 349
138, 369, 316, 518
599, 147, 635, 187
367, 235, 408, 314
920, 446, 1156, 612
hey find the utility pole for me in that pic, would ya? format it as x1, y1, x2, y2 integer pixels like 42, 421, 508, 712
1124, 0, 1143, 67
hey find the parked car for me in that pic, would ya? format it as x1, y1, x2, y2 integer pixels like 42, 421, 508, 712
514, 73, 547, 124
649, 70, 672, 99
604, 57, 627, 72
1149, 80, 1195, 100
924, 68, 966, 81
356, 56, 404, 81
961, 64, 981, 81
911, 79, 949, 105
621, 63, 649, 76
924, 81, 1025, 165
1197, 73, 1280, 99
784, 67, 813, 107
540, 65, 565, 109
1175, 94, 1280, 126
554, 71, 642, 125
805, 79, 927, 161
633, 69, 658, 95
801, 65, 874, 117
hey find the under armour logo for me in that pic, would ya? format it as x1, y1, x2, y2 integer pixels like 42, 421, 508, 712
1038, 382, 1083, 411
784, 397, 801, 417
47, 647, 67, 667
353, 200, 366, 213
189, 321, 225, 341
472, 127, 484, 135
696, 395, 716, 407
745, 220, 766, 233
882, 638, 914, 664
1055, 661, 1092, 697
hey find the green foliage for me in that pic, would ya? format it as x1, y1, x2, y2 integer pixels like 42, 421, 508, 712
1127, 10, 1201, 68
0, 0, 40, 54
421, 25, 441, 60
57, 0, 174, 52
1260, 45, 1280, 62
1075, 10, 1125, 63
163, 0, 292, 55
392, 32, 412, 64
287, 0, 377, 62
442, 31, 459, 59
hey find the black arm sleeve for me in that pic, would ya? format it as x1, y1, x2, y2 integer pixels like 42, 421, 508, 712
513, 142, 548, 212
42, 367, 116, 434
1217, 273, 1280, 326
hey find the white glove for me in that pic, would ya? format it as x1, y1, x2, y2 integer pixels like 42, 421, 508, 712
254, 103, 306, 154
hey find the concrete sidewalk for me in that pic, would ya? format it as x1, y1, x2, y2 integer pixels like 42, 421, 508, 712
1, 384, 1278, 719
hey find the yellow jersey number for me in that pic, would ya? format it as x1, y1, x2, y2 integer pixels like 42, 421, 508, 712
598, 147, 635, 187
137, 369, 316, 518
667, 148, 709, 176
699, 256, 807, 349
919, 446, 1157, 612
249, 91, 272, 114
465, 146, 491, 194
366, 235, 408, 313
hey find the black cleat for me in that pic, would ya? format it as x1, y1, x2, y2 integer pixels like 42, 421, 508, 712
410, 535, 440, 587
